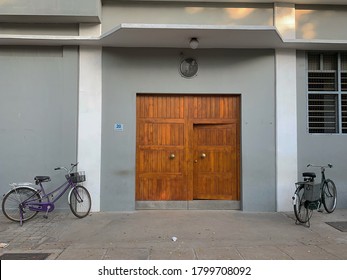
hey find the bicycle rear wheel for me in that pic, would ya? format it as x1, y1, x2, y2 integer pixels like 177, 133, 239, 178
293, 185, 312, 224
2, 187, 41, 222
69, 185, 91, 218
322, 179, 337, 213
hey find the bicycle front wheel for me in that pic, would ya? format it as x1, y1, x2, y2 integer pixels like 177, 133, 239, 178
2, 187, 41, 222
69, 185, 91, 218
322, 179, 337, 213
293, 185, 312, 224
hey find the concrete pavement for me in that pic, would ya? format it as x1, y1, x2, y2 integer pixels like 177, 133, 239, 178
1, 209, 347, 260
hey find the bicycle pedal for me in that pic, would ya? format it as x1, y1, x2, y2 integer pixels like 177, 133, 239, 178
43, 215, 48, 219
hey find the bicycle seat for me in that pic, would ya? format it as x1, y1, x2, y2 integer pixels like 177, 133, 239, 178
302, 172, 316, 179
34, 176, 51, 184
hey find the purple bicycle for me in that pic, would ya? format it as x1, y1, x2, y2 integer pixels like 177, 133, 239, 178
2, 163, 91, 225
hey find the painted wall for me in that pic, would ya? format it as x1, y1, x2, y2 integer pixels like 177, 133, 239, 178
102, 1, 273, 33
296, 6, 347, 40
0, 46, 79, 208
0, 23, 79, 36
0, 0, 101, 23
101, 48, 276, 212
296, 51, 347, 208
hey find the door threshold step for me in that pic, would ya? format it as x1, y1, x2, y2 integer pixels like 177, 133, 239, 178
136, 200, 240, 210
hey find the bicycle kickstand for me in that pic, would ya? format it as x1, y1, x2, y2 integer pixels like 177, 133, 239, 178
19, 211, 23, 226
43, 205, 51, 219
19, 205, 24, 226
295, 218, 310, 228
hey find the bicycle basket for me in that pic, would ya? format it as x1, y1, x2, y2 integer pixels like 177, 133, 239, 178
66, 171, 86, 183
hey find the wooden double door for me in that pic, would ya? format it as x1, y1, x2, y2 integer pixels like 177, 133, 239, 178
136, 95, 240, 201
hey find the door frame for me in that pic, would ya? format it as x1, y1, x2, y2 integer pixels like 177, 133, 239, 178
135, 93, 241, 210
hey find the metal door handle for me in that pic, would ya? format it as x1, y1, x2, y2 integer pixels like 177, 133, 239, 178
200, 153, 206, 159
169, 153, 175, 160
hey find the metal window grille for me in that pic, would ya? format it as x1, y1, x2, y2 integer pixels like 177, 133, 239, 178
308, 53, 337, 91
307, 52, 347, 134
308, 53, 320, 70
342, 72, 347, 91
342, 94, 347, 133
323, 53, 337, 70
308, 94, 338, 133
341, 53, 347, 71
341, 54, 347, 92
308, 72, 337, 91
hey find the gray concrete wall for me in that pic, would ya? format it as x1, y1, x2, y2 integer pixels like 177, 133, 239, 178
296, 6, 347, 40
297, 51, 347, 208
102, 1, 273, 33
0, 46, 79, 209
101, 48, 276, 212
0, 0, 101, 23
0, 23, 79, 36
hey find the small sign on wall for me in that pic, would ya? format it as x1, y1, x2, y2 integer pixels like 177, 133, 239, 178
114, 123, 124, 131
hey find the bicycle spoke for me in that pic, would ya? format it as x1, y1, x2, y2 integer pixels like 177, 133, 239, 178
69, 185, 91, 218
2, 187, 41, 223
324, 187, 334, 198
294, 186, 311, 224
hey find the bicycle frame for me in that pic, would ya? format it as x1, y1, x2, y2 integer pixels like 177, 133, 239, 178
307, 164, 331, 203
17, 176, 78, 225
29, 181, 74, 210
320, 168, 326, 183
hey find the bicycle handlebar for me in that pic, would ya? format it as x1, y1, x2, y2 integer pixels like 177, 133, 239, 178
307, 163, 333, 168
54, 163, 78, 173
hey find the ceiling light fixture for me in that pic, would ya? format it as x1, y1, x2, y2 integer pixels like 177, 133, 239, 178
189, 38, 199, 49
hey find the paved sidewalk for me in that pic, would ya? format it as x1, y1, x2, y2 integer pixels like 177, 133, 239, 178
1, 209, 347, 260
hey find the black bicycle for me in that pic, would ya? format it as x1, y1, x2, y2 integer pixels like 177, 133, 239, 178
292, 164, 337, 227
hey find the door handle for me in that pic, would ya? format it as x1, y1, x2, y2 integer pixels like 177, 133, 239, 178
169, 153, 175, 160
200, 153, 206, 159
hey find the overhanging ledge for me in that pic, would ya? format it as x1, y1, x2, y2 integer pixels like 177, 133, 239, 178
99, 24, 284, 49
1, 23, 347, 50
0, 24, 283, 48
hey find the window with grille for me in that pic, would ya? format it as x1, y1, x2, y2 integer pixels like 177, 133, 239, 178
343, 94, 347, 133
307, 52, 347, 134
308, 94, 338, 133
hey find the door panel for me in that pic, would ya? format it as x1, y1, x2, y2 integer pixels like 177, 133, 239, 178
136, 95, 187, 200
137, 121, 185, 146
193, 124, 239, 200
136, 177, 187, 200
138, 149, 184, 173
189, 95, 239, 120
136, 95, 240, 201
